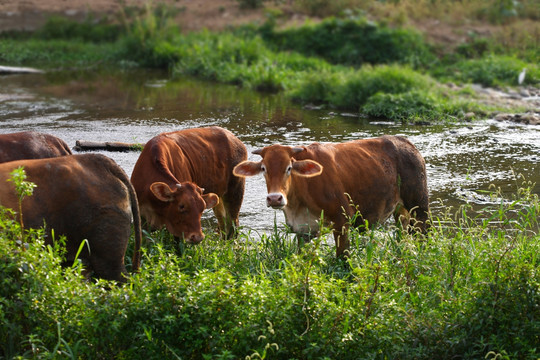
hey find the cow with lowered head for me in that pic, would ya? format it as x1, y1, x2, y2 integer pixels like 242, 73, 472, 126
233, 135, 429, 257
0, 131, 72, 163
131, 126, 247, 242
0, 153, 142, 282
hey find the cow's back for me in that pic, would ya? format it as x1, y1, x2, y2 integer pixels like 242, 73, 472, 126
132, 126, 246, 195
0, 153, 141, 281
131, 126, 247, 239
291, 136, 427, 226
0, 131, 72, 163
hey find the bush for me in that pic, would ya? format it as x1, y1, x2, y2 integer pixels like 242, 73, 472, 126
438, 55, 540, 87
262, 17, 436, 68
289, 64, 434, 109
1, 184, 539, 359
362, 89, 481, 122
36, 16, 122, 43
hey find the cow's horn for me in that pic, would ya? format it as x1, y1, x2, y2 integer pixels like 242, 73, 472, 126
292, 147, 304, 154
252, 148, 263, 155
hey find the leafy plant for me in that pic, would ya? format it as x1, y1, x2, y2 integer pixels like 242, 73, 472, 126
6, 167, 36, 240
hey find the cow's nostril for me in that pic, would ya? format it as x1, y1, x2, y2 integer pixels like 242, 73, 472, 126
185, 233, 204, 244
266, 193, 286, 208
267, 194, 281, 202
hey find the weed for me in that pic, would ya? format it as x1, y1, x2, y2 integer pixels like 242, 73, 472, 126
6, 167, 36, 241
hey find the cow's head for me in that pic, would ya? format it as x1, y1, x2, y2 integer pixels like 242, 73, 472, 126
150, 181, 219, 243
233, 144, 323, 209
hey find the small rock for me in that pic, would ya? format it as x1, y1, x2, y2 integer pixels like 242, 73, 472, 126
494, 113, 512, 122
520, 113, 540, 125
464, 112, 475, 121
519, 89, 531, 97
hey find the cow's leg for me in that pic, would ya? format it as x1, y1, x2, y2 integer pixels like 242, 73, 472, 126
86, 219, 130, 283
212, 199, 234, 239
219, 177, 245, 239
394, 203, 411, 230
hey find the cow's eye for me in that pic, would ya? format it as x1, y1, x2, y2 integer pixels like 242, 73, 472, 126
179, 204, 186, 212
286, 165, 292, 175
261, 164, 266, 173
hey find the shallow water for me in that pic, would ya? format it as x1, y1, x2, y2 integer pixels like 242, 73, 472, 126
1, 69, 539, 233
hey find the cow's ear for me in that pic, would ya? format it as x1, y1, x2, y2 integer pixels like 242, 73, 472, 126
150, 182, 176, 202
292, 160, 323, 177
233, 161, 262, 177
203, 193, 219, 209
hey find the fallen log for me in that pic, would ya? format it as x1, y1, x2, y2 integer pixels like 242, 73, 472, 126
0, 65, 44, 74
74, 140, 144, 152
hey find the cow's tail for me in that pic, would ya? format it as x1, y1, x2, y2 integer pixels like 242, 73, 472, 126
113, 163, 143, 273
58, 138, 73, 155
127, 179, 142, 273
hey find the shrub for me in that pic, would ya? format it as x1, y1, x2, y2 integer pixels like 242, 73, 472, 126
441, 55, 539, 87
1, 184, 538, 359
289, 64, 434, 111
362, 89, 481, 122
262, 17, 436, 68
36, 16, 122, 43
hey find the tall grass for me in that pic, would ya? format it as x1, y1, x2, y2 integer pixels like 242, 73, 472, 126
1, 184, 538, 359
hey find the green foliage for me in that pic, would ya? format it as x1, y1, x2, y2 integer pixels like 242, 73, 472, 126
35, 16, 122, 43
362, 89, 482, 122
288, 64, 474, 122
440, 55, 540, 87
0, 12, 536, 122
117, 2, 183, 68
261, 17, 436, 68
291, 0, 357, 17
0, 38, 118, 68
7, 167, 37, 239
171, 31, 330, 92
236, 0, 265, 9
7, 167, 36, 202
0, 184, 539, 359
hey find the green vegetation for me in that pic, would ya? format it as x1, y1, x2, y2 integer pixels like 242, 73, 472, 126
1, 183, 538, 359
1, 8, 538, 123
437, 55, 539, 87
259, 17, 436, 68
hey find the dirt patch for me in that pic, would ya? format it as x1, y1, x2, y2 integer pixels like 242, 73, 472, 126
0, 0, 489, 46
0, 0, 271, 33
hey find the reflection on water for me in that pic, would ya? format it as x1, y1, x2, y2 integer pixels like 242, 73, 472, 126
1, 69, 539, 233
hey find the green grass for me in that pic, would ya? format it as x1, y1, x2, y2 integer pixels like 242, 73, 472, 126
434, 55, 540, 87
0, 38, 119, 69
0, 13, 538, 123
1, 184, 539, 359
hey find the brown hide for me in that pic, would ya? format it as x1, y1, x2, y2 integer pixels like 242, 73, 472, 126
0, 131, 72, 163
0, 154, 142, 282
233, 135, 429, 257
131, 126, 247, 242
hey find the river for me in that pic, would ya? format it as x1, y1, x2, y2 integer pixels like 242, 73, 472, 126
1, 69, 539, 234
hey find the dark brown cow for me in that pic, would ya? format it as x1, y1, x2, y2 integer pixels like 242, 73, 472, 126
0, 154, 142, 282
131, 126, 247, 243
233, 135, 429, 257
0, 131, 72, 163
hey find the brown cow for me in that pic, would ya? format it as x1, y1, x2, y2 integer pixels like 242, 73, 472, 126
0, 154, 142, 282
233, 135, 429, 257
0, 131, 72, 163
131, 126, 247, 243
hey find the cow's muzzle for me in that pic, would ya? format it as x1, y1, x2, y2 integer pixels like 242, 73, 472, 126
184, 232, 204, 244
267, 192, 286, 209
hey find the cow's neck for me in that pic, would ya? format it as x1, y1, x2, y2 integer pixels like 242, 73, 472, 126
282, 180, 320, 237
